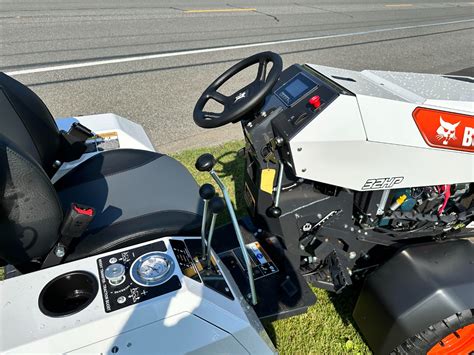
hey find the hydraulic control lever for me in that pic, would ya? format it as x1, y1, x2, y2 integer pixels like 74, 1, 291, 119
199, 183, 216, 259
195, 153, 258, 305
266, 160, 284, 218
206, 196, 225, 268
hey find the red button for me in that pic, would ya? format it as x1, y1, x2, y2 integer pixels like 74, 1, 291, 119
309, 95, 321, 109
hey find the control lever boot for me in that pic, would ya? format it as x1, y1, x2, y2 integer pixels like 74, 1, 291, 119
195, 153, 216, 172
266, 205, 282, 218
199, 183, 216, 259
206, 196, 225, 268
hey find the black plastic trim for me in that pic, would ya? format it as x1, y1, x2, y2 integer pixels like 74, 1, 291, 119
353, 239, 474, 354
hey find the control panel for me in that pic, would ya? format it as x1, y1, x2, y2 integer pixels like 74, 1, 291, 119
243, 64, 345, 151
270, 65, 341, 141
97, 241, 181, 313
220, 241, 279, 281
171, 239, 234, 300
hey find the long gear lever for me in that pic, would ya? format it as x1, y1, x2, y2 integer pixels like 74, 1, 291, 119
199, 183, 216, 259
206, 196, 225, 268
195, 153, 258, 305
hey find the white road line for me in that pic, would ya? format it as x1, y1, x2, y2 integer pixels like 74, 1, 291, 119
5, 18, 473, 76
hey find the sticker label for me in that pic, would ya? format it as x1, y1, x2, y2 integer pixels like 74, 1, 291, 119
260, 168, 276, 194
413, 107, 474, 153
249, 242, 268, 264
362, 176, 404, 190
85, 131, 120, 153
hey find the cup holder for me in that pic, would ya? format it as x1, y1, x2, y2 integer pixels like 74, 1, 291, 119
39, 271, 98, 317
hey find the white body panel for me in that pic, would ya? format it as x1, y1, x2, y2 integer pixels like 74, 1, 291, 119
52, 113, 155, 182
0, 237, 275, 354
289, 65, 474, 190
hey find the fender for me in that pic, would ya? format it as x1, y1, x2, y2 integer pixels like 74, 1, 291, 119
353, 239, 474, 355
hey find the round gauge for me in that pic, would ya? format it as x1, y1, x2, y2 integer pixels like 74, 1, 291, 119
130, 252, 174, 287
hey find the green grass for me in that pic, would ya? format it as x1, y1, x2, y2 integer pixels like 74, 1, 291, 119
172, 140, 371, 355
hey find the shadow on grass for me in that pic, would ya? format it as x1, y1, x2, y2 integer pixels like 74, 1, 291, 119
328, 284, 364, 327
212, 150, 247, 216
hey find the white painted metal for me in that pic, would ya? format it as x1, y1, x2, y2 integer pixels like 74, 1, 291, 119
289, 65, 474, 190
52, 113, 155, 183
0, 237, 275, 355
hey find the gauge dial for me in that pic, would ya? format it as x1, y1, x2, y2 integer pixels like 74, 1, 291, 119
130, 252, 174, 287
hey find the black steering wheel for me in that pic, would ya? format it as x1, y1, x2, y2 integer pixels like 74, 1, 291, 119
193, 51, 283, 128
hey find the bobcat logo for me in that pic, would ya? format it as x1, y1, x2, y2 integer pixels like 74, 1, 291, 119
234, 91, 246, 103
436, 116, 460, 145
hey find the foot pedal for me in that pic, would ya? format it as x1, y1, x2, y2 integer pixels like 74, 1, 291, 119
328, 251, 352, 293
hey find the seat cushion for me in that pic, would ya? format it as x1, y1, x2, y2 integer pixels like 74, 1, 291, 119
55, 149, 202, 261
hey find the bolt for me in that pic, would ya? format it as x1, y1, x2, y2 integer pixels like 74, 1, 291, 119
302, 168, 307, 173
357, 229, 362, 233
297, 147, 302, 152
300, 244, 305, 250
317, 213, 322, 219
344, 224, 348, 229
364, 232, 368, 235
349, 251, 357, 259
54, 245, 65, 258
350, 227, 355, 232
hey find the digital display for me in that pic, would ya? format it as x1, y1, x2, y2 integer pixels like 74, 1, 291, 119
275, 72, 319, 106
285, 78, 309, 98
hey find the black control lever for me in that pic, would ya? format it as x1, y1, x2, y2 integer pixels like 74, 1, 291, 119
195, 153, 216, 172
206, 196, 225, 268
199, 183, 216, 259
195, 153, 258, 305
266, 160, 284, 218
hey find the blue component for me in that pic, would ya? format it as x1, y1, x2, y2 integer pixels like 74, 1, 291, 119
379, 217, 390, 227
392, 188, 416, 212
400, 198, 416, 212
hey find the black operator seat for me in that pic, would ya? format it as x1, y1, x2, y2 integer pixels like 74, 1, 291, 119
0, 73, 203, 270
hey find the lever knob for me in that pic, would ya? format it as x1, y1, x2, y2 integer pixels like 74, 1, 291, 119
195, 153, 216, 172
199, 183, 216, 200
209, 196, 225, 215
266, 206, 282, 218
104, 263, 126, 286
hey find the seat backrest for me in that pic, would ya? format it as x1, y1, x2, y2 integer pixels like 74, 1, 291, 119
0, 74, 63, 267
0, 73, 61, 177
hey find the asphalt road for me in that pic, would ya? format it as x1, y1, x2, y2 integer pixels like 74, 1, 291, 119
1, 0, 473, 152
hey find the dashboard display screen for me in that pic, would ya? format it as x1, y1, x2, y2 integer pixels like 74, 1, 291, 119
276, 72, 318, 106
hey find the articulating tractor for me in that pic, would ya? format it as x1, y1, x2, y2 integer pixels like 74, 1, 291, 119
1, 52, 473, 354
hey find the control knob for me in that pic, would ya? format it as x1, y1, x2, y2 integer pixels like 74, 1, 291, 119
104, 263, 126, 286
